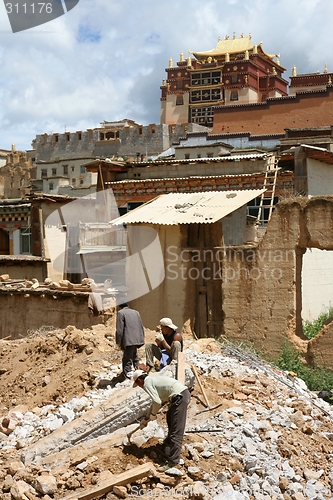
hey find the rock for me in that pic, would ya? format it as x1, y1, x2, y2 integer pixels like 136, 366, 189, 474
66, 477, 81, 489
164, 467, 183, 476
7, 461, 25, 476
57, 407, 75, 422
186, 444, 200, 462
303, 467, 324, 480
289, 410, 305, 428
279, 476, 289, 491
10, 480, 37, 500
191, 481, 207, 499
302, 422, 313, 435
112, 485, 127, 498
59, 280, 71, 288
32, 474, 57, 495
187, 467, 204, 481
3, 475, 14, 492
216, 472, 228, 483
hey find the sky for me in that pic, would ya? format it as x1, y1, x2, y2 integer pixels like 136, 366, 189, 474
0, 0, 332, 151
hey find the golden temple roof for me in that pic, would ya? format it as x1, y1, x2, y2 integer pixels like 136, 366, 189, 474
190, 34, 273, 61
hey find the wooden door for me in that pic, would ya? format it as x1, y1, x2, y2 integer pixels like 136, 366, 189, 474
0, 229, 9, 255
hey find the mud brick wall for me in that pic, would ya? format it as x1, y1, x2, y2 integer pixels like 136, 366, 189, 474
0, 289, 108, 339
221, 196, 333, 361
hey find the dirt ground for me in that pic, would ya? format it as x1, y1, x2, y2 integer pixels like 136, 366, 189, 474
1, 323, 333, 499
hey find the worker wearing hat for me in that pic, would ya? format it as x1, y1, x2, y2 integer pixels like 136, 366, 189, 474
132, 370, 190, 471
145, 317, 183, 373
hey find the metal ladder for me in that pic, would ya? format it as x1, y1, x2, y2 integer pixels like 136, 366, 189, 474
256, 155, 280, 225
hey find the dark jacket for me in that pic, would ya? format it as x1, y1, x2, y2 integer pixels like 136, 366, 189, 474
116, 306, 145, 349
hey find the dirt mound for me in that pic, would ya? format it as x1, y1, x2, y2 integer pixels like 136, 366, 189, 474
0, 324, 118, 411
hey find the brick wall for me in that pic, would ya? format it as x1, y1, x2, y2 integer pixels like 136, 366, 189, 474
213, 87, 333, 135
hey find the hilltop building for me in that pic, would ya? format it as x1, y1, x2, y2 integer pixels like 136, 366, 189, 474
160, 33, 287, 127
160, 33, 333, 135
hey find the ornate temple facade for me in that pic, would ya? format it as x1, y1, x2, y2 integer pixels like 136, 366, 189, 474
161, 33, 333, 135
160, 33, 288, 127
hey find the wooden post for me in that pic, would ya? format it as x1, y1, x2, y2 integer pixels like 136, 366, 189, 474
176, 351, 186, 385
191, 364, 211, 408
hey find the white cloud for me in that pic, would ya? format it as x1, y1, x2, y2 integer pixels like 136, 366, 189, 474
0, 0, 332, 150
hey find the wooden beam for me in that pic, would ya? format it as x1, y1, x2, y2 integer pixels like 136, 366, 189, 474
176, 351, 186, 385
61, 463, 156, 500
191, 364, 211, 408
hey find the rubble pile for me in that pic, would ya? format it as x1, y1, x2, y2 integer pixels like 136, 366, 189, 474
1, 329, 333, 499
0, 274, 109, 292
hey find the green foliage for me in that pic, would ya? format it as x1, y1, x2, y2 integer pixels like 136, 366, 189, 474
302, 308, 333, 339
274, 341, 333, 391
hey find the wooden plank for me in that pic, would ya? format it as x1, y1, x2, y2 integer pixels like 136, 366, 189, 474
191, 364, 211, 408
197, 291, 207, 338
176, 351, 186, 385
61, 463, 156, 500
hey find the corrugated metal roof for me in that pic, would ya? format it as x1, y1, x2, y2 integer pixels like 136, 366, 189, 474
106, 171, 265, 186
134, 153, 267, 167
112, 190, 265, 225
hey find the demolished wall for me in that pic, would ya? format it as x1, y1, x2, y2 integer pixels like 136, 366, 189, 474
0, 288, 110, 339
222, 196, 333, 364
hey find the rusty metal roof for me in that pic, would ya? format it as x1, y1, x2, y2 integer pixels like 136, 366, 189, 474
112, 190, 265, 225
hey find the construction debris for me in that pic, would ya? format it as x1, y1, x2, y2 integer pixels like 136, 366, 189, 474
1, 327, 333, 499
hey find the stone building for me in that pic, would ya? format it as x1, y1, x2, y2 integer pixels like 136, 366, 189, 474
0, 147, 36, 199
34, 157, 97, 197
34, 120, 208, 164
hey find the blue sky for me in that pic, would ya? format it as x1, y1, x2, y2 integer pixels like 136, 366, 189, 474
0, 0, 332, 151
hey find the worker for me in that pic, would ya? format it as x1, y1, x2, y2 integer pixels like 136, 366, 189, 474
145, 317, 183, 372
132, 370, 190, 472
115, 300, 145, 383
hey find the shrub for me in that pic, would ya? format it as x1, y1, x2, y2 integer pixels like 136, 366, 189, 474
302, 307, 333, 339
274, 341, 333, 391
